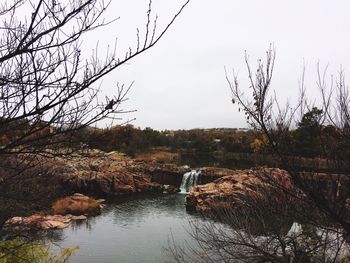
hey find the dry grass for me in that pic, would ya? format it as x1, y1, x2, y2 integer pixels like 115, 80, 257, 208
136, 150, 179, 163
52, 195, 102, 216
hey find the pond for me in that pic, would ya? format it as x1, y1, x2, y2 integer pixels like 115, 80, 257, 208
49, 193, 204, 263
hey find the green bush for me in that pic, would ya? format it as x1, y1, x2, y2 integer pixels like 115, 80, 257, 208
0, 239, 78, 263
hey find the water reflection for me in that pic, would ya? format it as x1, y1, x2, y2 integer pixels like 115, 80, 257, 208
49, 193, 203, 263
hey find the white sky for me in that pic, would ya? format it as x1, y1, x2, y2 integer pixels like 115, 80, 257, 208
83, 0, 350, 130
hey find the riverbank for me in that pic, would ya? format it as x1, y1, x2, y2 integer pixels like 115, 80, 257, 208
2, 148, 350, 233
1, 193, 211, 263
0, 149, 190, 225
49, 193, 207, 263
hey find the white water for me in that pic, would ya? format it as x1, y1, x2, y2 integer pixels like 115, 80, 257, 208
179, 170, 201, 193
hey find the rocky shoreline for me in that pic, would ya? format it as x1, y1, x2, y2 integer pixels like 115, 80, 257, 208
0, 150, 188, 227
185, 167, 295, 212
2, 149, 256, 230
55, 150, 192, 196
3, 193, 102, 230
3, 149, 350, 231
185, 167, 350, 230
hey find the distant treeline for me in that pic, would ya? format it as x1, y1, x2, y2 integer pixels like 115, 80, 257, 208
72, 108, 350, 166
1, 108, 349, 167
73, 126, 257, 156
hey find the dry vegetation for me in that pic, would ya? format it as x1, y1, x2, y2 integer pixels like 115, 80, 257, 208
135, 150, 180, 163
52, 194, 103, 216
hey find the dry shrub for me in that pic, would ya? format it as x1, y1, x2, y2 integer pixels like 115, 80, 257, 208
52, 194, 102, 216
136, 151, 179, 163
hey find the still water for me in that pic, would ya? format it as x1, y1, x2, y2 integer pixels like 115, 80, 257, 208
51, 194, 203, 263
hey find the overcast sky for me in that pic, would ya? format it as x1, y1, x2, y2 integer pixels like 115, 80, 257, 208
84, 0, 350, 130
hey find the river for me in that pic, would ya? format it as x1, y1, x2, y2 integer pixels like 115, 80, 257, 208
49, 193, 204, 263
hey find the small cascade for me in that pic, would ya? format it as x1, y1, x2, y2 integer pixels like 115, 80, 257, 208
180, 170, 201, 193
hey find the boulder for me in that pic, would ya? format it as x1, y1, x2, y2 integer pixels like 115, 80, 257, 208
162, 184, 180, 194
4, 194, 95, 231
186, 167, 296, 212
4, 214, 85, 230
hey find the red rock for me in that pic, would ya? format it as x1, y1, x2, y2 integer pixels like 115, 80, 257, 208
4, 214, 86, 230
40, 220, 69, 230
186, 167, 296, 213
72, 215, 87, 220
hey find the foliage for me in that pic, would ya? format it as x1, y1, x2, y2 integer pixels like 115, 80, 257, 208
298, 107, 323, 129
167, 203, 350, 263
0, 239, 78, 263
72, 125, 259, 156
0, 0, 190, 157
225, 47, 350, 258
52, 196, 101, 216
294, 107, 324, 157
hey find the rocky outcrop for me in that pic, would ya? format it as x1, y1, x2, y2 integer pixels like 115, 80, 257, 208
129, 160, 191, 187
50, 151, 183, 196
4, 214, 87, 230
0, 150, 185, 222
186, 167, 296, 212
199, 167, 247, 184
200, 167, 242, 178
4, 193, 102, 230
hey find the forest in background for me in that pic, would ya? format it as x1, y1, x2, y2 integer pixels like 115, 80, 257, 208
49, 106, 347, 172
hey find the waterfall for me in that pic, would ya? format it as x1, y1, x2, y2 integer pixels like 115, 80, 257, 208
180, 170, 201, 193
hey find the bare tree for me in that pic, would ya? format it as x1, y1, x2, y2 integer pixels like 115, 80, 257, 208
0, 0, 190, 260
0, 0, 190, 225
0, 0, 190, 157
225, 47, 350, 234
167, 48, 350, 263
167, 167, 349, 262
167, 199, 349, 263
